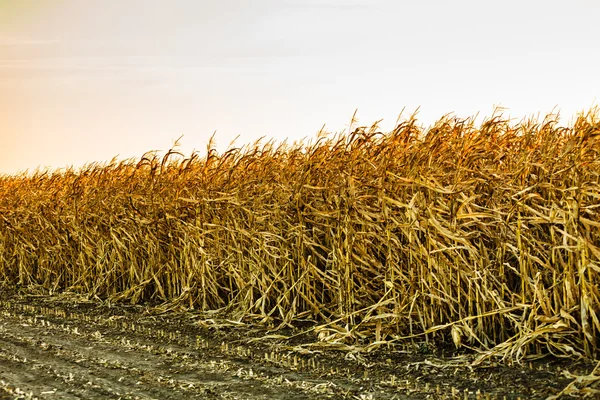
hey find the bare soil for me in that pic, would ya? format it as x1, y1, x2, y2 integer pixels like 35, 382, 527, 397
0, 287, 594, 399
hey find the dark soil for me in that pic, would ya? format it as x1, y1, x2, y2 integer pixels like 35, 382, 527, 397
0, 287, 595, 399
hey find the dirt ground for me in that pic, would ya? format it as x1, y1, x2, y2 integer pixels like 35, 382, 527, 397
0, 287, 596, 400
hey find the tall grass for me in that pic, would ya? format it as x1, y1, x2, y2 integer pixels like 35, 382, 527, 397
1, 110, 599, 361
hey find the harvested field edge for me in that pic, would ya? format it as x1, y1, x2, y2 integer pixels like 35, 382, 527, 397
0, 109, 599, 369
0, 290, 596, 399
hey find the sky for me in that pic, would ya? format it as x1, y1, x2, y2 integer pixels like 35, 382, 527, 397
1, 0, 598, 175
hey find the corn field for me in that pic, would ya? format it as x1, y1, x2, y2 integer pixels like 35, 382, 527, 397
1, 110, 599, 362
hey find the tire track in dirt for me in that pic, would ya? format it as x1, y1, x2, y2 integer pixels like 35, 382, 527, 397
0, 301, 374, 399
0, 315, 230, 399
0, 293, 588, 400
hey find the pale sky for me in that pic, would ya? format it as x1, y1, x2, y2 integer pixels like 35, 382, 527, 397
1, 0, 598, 175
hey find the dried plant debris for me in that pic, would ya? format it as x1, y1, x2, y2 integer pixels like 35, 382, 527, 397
0, 291, 595, 399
